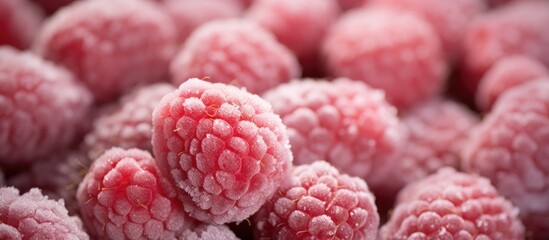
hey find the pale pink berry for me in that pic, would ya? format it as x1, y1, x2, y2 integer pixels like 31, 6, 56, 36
380, 168, 524, 240
323, 8, 447, 109
152, 78, 292, 224
170, 20, 300, 94
76, 148, 193, 239
34, 0, 178, 103
253, 161, 380, 240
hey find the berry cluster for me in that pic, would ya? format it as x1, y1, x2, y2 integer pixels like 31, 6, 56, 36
1, 0, 548, 239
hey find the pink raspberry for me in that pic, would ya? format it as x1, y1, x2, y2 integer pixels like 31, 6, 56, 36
463, 79, 549, 238
181, 224, 239, 240
83, 83, 175, 160
162, 0, 243, 43
33, 0, 178, 103
76, 148, 193, 239
0, 187, 88, 239
323, 8, 447, 109
262, 78, 402, 188
246, 0, 340, 76
8, 151, 91, 215
170, 20, 300, 94
380, 168, 525, 240
0, 47, 92, 167
376, 99, 478, 201
460, 1, 549, 99
477, 56, 549, 111
152, 78, 292, 224
369, 0, 487, 61
0, 0, 44, 50
253, 161, 380, 240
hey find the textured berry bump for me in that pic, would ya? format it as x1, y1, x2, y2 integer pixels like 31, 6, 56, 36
0, 47, 92, 167
0, 187, 89, 239
262, 78, 402, 186
463, 79, 549, 238
83, 83, 176, 159
476, 56, 549, 111
377, 98, 478, 199
152, 78, 293, 224
170, 19, 300, 94
181, 224, 239, 240
0, 0, 44, 49
76, 148, 192, 239
34, 0, 177, 103
323, 7, 447, 109
253, 161, 380, 240
380, 168, 524, 240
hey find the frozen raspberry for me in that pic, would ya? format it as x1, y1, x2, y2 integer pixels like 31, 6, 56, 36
162, 0, 243, 43
246, 0, 340, 76
376, 99, 478, 201
0, 47, 92, 167
76, 148, 193, 239
381, 168, 524, 240
181, 224, 239, 240
369, 0, 486, 61
323, 8, 447, 109
8, 151, 91, 215
262, 78, 402, 188
33, 0, 177, 103
170, 19, 300, 94
460, 1, 549, 99
83, 83, 175, 160
463, 79, 549, 238
30, 0, 74, 15
152, 78, 292, 224
0, 187, 88, 239
477, 56, 549, 111
0, 0, 44, 49
253, 161, 379, 240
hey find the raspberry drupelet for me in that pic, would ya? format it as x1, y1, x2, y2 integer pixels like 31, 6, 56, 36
376, 98, 478, 201
322, 8, 447, 110
460, 1, 549, 99
0, 47, 92, 168
0, 0, 44, 49
253, 161, 380, 240
246, 0, 340, 76
33, 0, 178, 103
369, 0, 487, 61
76, 148, 193, 239
170, 20, 300, 94
83, 83, 176, 160
463, 79, 549, 239
152, 78, 293, 224
162, 0, 243, 43
8, 151, 91, 215
0, 187, 89, 239
380, 168, 524, 240
262, 78, 402, 187
476, 56, 549, 111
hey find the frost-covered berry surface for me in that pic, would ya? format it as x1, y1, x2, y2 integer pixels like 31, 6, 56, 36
152, 78, 292, 224
0, 187, 89, 239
